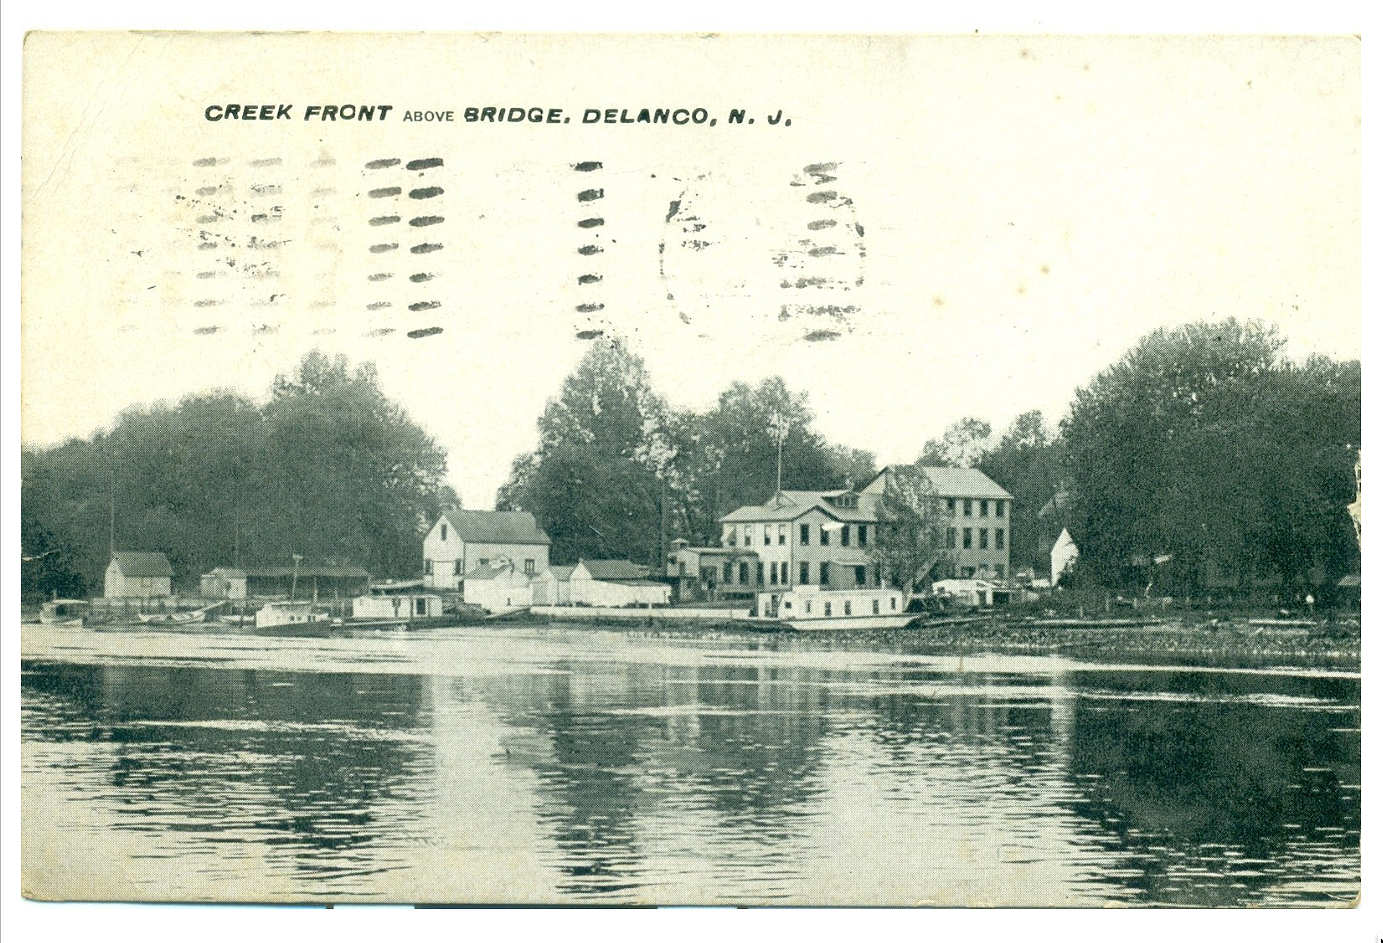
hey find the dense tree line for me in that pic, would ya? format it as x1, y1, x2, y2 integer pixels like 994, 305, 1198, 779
496, 337, 875, 565
21, 352, 448, 600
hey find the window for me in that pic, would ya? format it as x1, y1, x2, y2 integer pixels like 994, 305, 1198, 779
764, 526, 771, 546
979, 528, 988, 550
820, 562, 830, 585
820, 525, 830, 546
778, 524, 786, 545
841, 525, 850, 547
744, 525, 752, 546
995, 528, 1005, 551
805, 600, 812, 613
963, 499, 973, 516
844, 601, 852, 615
525, 559, 535, 575
872, 599, 880, 614
454, 560, 462, 575
995, 565, 1005, 578
996, 501, 1006, 519
961, 566, 975, 578
962, 528, 972, 549
739, 562, 749, 584
756, 562, 765, 585
724, 562, 733, 584
478, 558, 489, 567
980, 499, 988, 517
800, 523, 810, 545
947, 527, 957, 549
440, 523, 448, 541
824, 602, 832, 617
800, 561, 809, 584
947, 498, 956, 514
679, 561, 687, 576
858, 525, 868, 547
890, 597, 897, 610
854, 566, 866, 586
425, 559, 433, 575
727, 526, 737, 547
416, 597, 427, 616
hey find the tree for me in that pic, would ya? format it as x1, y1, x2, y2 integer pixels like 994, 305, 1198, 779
1061, 318, 1357, 593
976, 410, 1066, 576
869, 465, 950, 593
918, 418, 992, 468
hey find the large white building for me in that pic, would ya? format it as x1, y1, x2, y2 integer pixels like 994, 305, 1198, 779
862, 466, 1014, 580
104, 551, 173, 600
422, 510, 552, 594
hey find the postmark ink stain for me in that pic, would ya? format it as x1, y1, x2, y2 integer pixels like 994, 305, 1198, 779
578, 218, 605, 229
408, 301, 441, 311
577, 274, 602, 284
577, 188, 604, 203
808, 219, 838, 230
808, 246, 841, 257
577, 245, 603, 256
369, 187, 403, 198
411, 243, 443, 254
367, 302, 392, 310
410, 216, 444, 227
802, 329, 841, 342
572, 161, 603, 172
370, 244, 399, 253
196, 186, 218, 197
806, 191, 838, 204
406, 158, 444, 171
665, 200, 682, 222
249, 158, 283, 167
368, 273, 393, 281
409, 273, 436, 283
408, 327, 443, 339
370, 216, 401, 226
366, 158, 402, 169
410, 187, 444, 200
194, 299, 222, 308
575, 329, 605, 340
250, 184, 282, 196
192, 157, 219, 167
576, 303, 605, 313
193, 326, 221, 335
368, 328, 396, 337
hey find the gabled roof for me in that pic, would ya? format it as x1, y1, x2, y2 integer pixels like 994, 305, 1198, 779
577, 559, 652, 581
439, 509, 552, 546
464, 562, 528, 581
242, 564, 371, 579
543, 565, 576, 582
719, 490, 876, 524
110, 551, 173, 577
866, 466, 1014, 501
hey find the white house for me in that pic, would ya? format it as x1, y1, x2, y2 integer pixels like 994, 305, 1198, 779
568, 560, 671, 607
532, 565, 575, 606
199, 567, 247, 599
463, 561, 535, 614
1051, 528, 1080, 586
423, 509, 551, 594
351, 581, 445, 620
104, 551, 173, 600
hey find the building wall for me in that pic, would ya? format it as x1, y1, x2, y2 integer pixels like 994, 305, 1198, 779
568, 571, 671, 607
103, 563, 171, 600
423, 518, 550, 591
719, 508, 878, 591
466, 576, 534, 614
938, 496, 1011, 579
352, 594, 443, 619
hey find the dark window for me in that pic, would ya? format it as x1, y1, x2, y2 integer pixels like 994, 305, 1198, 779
947, 498, 956, 513
525, 559, 535, 575
778, 524, 786, 545
756, 562, 765, 585
723, 562, 733, 583
739, 562, 749, 584
800, 561, 809, 584
996, 529, 1005, 550
872, 599, 880, 614
440, 523, 448, 541
844, 601, 852, 615
858, 525, 868, 546
995, 565, 1005, 578
890, 596, 897, 610
979, 528, 988, 550
820, 562, 830, 585
996, 501, 1006, 519
425, 559, 433, 575
980, 499, 988, 517
947, 527, 957, 549
841, 525, 850, 547
820, 525, 830, 546
963, 499, 973, 516
454, 560, 462, 575
963, 528, 972, 549
824, 602, 832, 617
478, 558, 489, 567
416, 598, 427, 616
764, 527, 771, 546
800, 524, 810, 545
679, 561, 687, 576
854, 565, 866, 586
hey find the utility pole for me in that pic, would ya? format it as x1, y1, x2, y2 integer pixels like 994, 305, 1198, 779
768, 413, 790, 505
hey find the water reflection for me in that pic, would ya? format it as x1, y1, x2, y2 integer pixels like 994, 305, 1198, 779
20, 624, 1360, 905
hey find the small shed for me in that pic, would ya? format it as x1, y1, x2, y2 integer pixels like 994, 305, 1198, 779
463, 561, 534, 614
199, 567, 248, 599
569, 560, 671, 607
104, 551, 173, 600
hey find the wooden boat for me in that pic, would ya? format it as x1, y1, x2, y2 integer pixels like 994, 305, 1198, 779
39, 599, 89, 627
136, 602, 224, 625
255, 600, 330, 629
745, 587, 919, 631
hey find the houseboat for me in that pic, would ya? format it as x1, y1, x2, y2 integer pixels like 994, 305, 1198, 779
39, 599, 89, 627
254, 600, 330, 629
747, 586, 918, 631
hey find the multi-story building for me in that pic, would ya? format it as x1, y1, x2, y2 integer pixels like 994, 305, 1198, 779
861, 466, 1014, 580
717, 489, 883, 593
422, 509, 551, 593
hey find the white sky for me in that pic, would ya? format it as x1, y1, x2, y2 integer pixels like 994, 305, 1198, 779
19, 34, 1360, 510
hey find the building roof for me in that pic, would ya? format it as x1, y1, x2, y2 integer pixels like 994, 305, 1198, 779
110, 551, 173, 577
544, 565, 576, 582
439, 509, 552, 546
720, 490, 876, 525
578, 559, 653, 581
867, 465, 1014, 501
463, 563, 514, 581
206, 567, 247, 578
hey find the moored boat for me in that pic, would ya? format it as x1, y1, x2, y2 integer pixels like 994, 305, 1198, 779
136, 602, 224, 625
255, 600, 330, 629
39, 599, 89, 627
744, 586, 918, 631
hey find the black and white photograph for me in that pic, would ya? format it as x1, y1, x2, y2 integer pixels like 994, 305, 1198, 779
11, 30, 1363, 915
